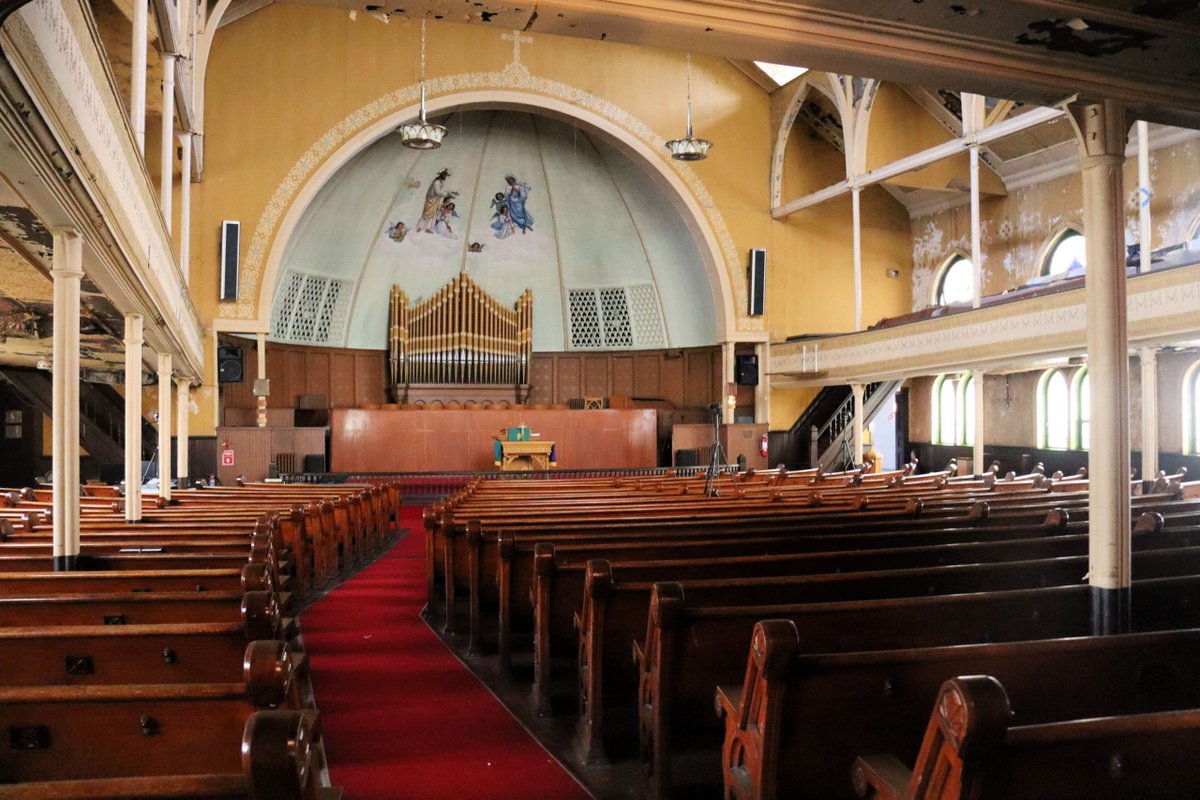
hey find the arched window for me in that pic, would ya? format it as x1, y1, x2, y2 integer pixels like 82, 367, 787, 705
1072, 368, 1090, 450
1184, 360, 1200, 455
934, 255, 974, 306
1043, 229, 1086, 277
932, 373, 974, 445
1038, 369, 1071, 449
960, 374, 976, 447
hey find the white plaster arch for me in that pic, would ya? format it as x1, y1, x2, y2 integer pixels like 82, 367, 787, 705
769, 73, 840, 209
241, 82, 747, 343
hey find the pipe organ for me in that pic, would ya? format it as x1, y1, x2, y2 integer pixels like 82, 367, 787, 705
388, 273, 532, 401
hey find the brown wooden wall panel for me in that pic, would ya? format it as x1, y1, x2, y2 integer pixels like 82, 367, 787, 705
330, 355, 356, 408
611, 357, 634, 397
634, 355, 660, 397
584, 358, 609, 397
557, 358, 582, 401
215, 426, 325, 484
684, 350, 714, 407
223, 341, 719, 417
330, 408, 657, 472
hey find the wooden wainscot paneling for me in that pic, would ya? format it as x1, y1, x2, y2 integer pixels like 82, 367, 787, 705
660, 351, 685, 406
330, 408, 657, 472
527, 356, 556, 405
583, 357, 609, 397
557, 357, 582, 401
330, 354, 357, 408
611, 356, 635, 397
634, 354, 661, 397
684, 349, 715, 407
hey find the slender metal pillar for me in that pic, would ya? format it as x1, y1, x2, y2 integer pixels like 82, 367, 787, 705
157, 354, 172, 502
51, 230, 83, 570
256, 332, 268, 428
851, 382, 865, 466
178, 132, 192, 282
124, 315, 145, 523
1139, 347, 1159, 481
972, 370, 985, 475
131, 0, 148, 153
851, 187, 863, 331
1138, 121, 1153, 274
1070, 100, 1131, 635
175, 376, 190, 489
160, 53, 177, 231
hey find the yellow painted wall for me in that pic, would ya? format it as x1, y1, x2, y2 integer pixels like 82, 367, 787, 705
194, 4, 917, 435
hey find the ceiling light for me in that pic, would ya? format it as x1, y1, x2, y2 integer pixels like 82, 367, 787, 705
665, 53, 712, 162
398, 19, 447, 150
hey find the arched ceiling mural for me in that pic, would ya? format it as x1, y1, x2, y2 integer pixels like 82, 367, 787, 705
270, 109, 716, 353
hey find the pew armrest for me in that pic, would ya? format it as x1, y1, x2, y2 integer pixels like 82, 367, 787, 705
714, 683, 742, 722
851, 754, 911, 800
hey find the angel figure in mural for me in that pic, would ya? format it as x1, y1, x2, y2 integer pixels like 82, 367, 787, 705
501, 174, 533, 234
489, 192, 517, 239
415, 168, 459, 234
388, 220, 408, 242
432, 200, 459, 239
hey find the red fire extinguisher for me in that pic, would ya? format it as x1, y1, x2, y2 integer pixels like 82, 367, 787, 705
760, 433, 769, 458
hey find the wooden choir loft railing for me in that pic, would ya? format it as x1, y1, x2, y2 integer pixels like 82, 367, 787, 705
388, 273, 533, 403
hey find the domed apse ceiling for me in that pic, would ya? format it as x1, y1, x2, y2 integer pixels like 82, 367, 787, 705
270, 110, 717, 353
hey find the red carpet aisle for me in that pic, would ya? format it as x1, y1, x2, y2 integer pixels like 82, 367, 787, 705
302, 507, 591, 799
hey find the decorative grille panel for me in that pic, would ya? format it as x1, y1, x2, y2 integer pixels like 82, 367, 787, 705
568, 285, 665, 350
627, 284, 666, 348
598, 288, 633, 348
270, 269, 355, 345
568, 289, 602, 349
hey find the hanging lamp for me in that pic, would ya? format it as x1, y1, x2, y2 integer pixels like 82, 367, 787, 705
665, 53, 712, 161
399, 18, 447, 150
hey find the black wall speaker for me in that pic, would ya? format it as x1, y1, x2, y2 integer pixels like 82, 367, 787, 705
217, 345, 244, 383
748, 249, 766, 316
219, 221, 240, 301
735, 354, 759, 386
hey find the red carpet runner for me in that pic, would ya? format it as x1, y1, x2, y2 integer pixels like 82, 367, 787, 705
301, 507, 591, 799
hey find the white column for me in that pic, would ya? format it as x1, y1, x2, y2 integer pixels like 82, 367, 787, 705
156, 353, 172, 502
160, 53, 177, 232
124, 315, 145, 523
51, 229, 83, 570
175, 377, 190, 489
851, 187, 863, 331
178, 131, 192, 283
754, 341, 770, 426
1138, 120, 1153, 274
256, 331, 268, 428
851, 382, 865, 466
130, 0, 148, 153
721, 341, 735, 412
972, 370, 985, 476
1070, 100, 1131, 634
1139, 347, 1159, 481
970, 145, 983, 307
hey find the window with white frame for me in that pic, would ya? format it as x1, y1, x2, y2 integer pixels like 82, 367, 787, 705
1073, 368, 1090, 450
934, 255, 974, 306
1044, 229, 1086, 278
1038, 368, 1071, 449
1185, 359, 1200, 455
932, 373, 974, 445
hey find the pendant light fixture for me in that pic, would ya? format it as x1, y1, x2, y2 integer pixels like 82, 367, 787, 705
399, 18, 447, 150
665, 53, 712, 162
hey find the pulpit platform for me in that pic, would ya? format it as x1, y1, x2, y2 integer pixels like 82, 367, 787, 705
330, 406, 657, 472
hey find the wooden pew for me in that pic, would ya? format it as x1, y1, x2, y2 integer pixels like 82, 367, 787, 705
716, 623, 1200, 800
853, 675, 1200, 800
0, 590, 282, 637
0, 563, 274, 596
571, 542, 1200, 762
635, 572, 1200, 798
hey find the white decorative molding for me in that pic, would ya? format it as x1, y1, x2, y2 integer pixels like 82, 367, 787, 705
4, 1, 202, 371
772, 264, 1200, 384
227, 62, 758, 334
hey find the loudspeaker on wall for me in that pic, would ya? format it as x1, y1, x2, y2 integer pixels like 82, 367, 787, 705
220, 221, 240, 301
748, 249, 766, 316
217, 346, 244, 383
735, 354, 759, 386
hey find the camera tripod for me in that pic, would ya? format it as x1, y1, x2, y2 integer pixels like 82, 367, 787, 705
703, 402, 727, 498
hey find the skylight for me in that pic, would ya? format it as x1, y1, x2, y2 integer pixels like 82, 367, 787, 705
754, 61, 809, 87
